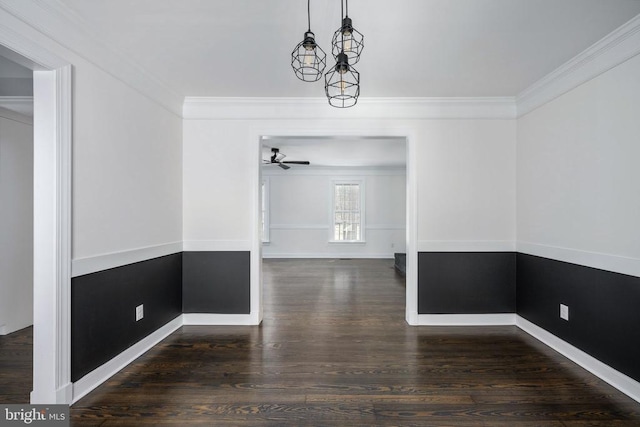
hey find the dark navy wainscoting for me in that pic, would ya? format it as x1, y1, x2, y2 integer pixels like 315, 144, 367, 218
71, 253, 182, 382
418, 252, 516, 314
517, 253, 640, 382
182, 251, 251, 314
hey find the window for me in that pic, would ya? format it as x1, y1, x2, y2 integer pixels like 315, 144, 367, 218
331, 180, 364, 242
261, 178, 270, 243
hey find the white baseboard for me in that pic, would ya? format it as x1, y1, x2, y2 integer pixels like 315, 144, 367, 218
413, 313, 640, 403
182, 313, 258, 326
71, 315, 183, 404
0, 323, 32, 336
416, 313, 516, 326
67, 310, 640, 406
406, 310, 419, 326
56, 382, 72, 404
516, 315, 640, 404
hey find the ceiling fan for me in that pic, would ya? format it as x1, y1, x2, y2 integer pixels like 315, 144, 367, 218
263, 147, 310, 170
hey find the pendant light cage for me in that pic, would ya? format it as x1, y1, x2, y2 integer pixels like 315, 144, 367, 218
331, 17, 364, 64
325, 53, 360, 108
291, 0, 326, 82
291, 31, 327, 82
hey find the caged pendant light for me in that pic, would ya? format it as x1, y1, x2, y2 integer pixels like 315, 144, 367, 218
324, 51, 360, 108
291, 0, 327, 82
325, 0, 360, 108
331, 0, 364, 64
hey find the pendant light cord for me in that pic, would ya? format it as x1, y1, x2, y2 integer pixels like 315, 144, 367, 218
345, 0, 348, 17
307, 0, 311, 31
341, 0, 345, 49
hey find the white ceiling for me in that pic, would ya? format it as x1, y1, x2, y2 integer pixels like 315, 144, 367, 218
0, 55, 32, 78
262, 136, 406, 168
59, 0, 640, 98
11, 1, 640, 164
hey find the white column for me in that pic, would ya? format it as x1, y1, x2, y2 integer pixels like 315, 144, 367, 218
31, 66, 72, 404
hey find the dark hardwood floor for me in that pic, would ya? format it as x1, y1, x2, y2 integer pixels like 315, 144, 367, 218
0, 326, 32, 404
3, 259, 640, 425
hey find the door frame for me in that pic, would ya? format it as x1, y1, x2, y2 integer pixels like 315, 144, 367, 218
0, 22, 73, 403
249, 123, 419, 325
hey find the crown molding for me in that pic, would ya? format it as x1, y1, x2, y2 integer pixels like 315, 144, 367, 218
0, 10, 68, 70
0, 0, 183, 116
4, 0, 636, 121
183, 96, 517, 120
0, 96, 33, 119
517, 14, 640, 117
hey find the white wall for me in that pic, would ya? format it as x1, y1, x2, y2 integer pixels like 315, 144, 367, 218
72, 64, 183, 262
1, 4, 184, 403
182, 112, 515, 326
0, 113, 33, 335
182, 120, 255, 247
517, 54, 640, 275
263, 167, 407, 258
0, 6, 184, 268
183, 115, 516, 252
417, 120, 516, 250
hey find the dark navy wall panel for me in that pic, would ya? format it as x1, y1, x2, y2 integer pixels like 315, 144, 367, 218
418, 252, 516, 314
71, 253, 182, 381
517, 253, 640, 382
182, 251, 250, 314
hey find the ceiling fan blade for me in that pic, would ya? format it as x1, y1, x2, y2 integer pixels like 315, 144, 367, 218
282, 161, 310, 165
278, 163, 290, 170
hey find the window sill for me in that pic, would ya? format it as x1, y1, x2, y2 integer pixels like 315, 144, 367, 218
329, 240, 366, 244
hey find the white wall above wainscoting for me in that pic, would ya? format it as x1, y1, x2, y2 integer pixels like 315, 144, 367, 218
0, 114, 33, 335
262, 167, 407, 259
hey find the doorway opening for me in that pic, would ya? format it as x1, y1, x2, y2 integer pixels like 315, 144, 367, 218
253, 133, 416, 324
0, 39, 72, 404
0, 53, 34, 404
0, 54, 34, 339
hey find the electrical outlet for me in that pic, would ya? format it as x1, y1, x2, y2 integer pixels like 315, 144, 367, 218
560, 304, 569, 321
136, 304, 144, 322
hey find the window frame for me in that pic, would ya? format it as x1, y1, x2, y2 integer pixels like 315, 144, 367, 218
329, 179, 366, 243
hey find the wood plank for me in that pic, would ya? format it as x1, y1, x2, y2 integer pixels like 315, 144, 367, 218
69, 259, 640, 425
3, 259, 640, 426
0, 326, 32, 404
